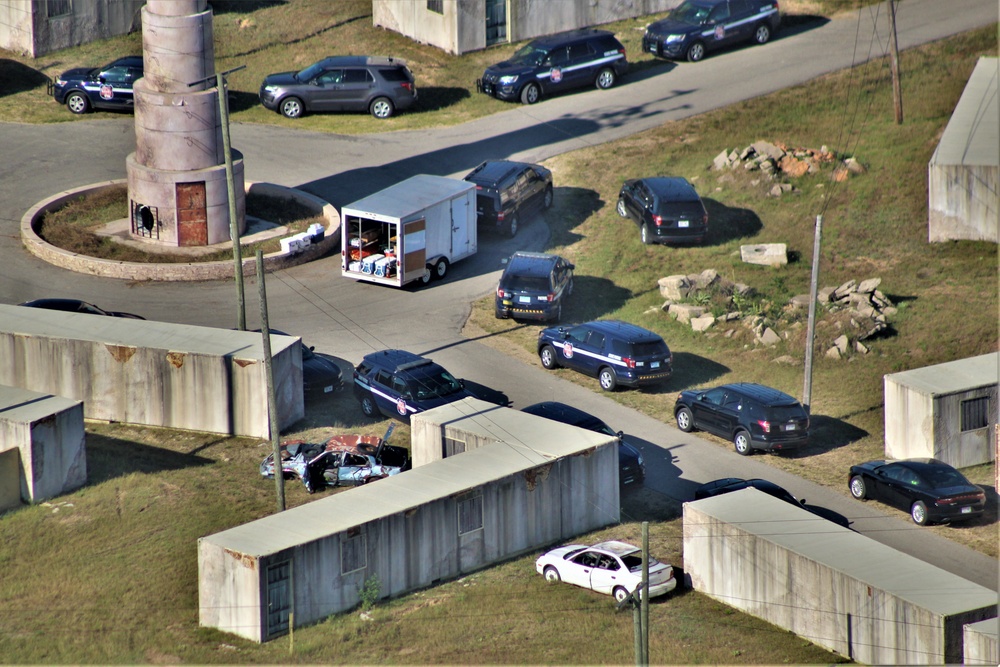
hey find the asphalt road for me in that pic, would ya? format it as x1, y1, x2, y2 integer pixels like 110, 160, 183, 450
0, 0, 996, 590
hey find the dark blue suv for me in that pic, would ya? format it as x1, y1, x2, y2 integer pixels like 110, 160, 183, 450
642, 0, 780, 63
537, 320, 673, 391
353, 350, 472, 422
50, 56, 143, 114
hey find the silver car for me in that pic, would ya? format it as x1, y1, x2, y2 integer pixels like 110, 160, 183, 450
259, 55, 417, 119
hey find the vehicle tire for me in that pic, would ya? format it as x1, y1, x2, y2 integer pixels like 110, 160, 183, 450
675, 407, 694, 432
520, 82, 540, 105
567, 278, 574, 296
753, 23, 772, 45
595, 67, 617, 90
420, 266, 433, 285
543, 566, 561, 583
733, 430, 753, 456
550, 302, 562, 322
911, 501, 929, 526
433, 257, 449, 279
543, 186, 554, 209
849, 475, 868, 500
616, 198, 628, 218
369, 96, 395, 119
640, 224, 652, 245
613, 586, 630, 603
280, 97, 304, 119
686, 41, 706, 62
598, 367, 617, 391
539, 345, 559, 369
507, 213, 519, 238
66, 92, 90, 115
360, 395, 378, 418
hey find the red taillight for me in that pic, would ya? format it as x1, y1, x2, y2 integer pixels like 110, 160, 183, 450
619, 47, 627, 59
653, 215, 663, 227
703, 214, 709, 227
476, 185, 483, 190
545, 293, 555, 302
757, 419, 772, 433
497, 288, 507, 298
497, 210, 506, 220
401, 82, 414, 92
623, 357, 636, 369
937, 492, 985, 505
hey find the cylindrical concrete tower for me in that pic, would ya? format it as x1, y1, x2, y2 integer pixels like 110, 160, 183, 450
126, 0, 245, 247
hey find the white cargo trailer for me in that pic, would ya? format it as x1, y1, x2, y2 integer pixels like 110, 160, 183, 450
341, 175, 477, 287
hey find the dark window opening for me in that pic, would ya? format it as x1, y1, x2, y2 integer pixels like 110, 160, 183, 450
427, 0, 443, 14
961, 396, 990, 432
48, 0, 71, 18
458, 494, 483, 535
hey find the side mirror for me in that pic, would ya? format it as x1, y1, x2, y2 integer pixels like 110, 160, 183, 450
567, 263, 576, 271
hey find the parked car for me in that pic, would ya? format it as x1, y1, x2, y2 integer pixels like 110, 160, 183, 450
537, 320, 672, 391
353, 349, 473, 422
536, 540, 677, 602
463, 160, 553, 237
521, 401, 644, 488
848, 458, 986, 526
259, 55, 417, 119
642, 0, 781, 63
674, 382, 809, 455
617, 177, 708, 244
260, 428, 410, 493
19, 298, 145, 319
49, 55, 143, 114
495, 252, 574, 322
261, 329, 343, 397
695, 477, 803, 504
476, 28, 628, 105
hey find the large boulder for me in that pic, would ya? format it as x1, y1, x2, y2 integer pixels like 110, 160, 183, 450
658, 275, 692, 300
741, 243, 788, 267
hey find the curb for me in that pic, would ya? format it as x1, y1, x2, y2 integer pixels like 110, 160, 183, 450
20, 180, 341, 282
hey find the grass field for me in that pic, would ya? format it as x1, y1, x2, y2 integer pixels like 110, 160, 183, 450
0, 1, 996, 663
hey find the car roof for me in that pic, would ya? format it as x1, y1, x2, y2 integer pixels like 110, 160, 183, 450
720, 382, 800, 406
505, 251, 560, 274
521, 401, 608, 432
590, 540, 639, 556
465, 160, 533, 185
315, 55, 407, 69
362, 349, 434, 372
637, 177, 700, 201
576, 319, 664, 342
106, 56, 143, 68
528, 28, 617, 48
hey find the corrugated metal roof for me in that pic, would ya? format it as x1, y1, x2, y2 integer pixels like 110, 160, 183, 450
689, 489, 998, 614
930, 57, 999, 168
341, 174, 474, 221
201, 398, 615, 556
0, 384, 81, 422
883, 352, 998, 395
0, 304, 298, 358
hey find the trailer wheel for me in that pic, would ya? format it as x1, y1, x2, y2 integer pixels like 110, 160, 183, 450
433, 258, 449, 279
420, 266, 433, 285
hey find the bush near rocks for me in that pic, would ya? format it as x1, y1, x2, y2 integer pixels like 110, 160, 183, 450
659, 270, 894, 358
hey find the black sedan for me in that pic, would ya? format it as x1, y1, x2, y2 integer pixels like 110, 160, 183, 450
50, 56, 143, 114
848, 458, 986, 525
20, 298, 145, 319
260, 329, 343, 397
696, 477, 852, 528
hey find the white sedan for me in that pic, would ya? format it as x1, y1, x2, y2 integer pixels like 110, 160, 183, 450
535, 540, 677, 602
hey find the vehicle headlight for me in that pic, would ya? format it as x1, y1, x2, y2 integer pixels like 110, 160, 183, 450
55, 77, 66, 86
263, 85, 279, 94
665, 34, 685, 43
637, 453, 645, 467
499, 75, 519, 85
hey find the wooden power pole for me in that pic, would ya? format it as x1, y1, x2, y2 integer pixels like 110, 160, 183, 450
889, 0, 903, 124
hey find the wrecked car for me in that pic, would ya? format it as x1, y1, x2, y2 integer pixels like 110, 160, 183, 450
259, 426, 410, 493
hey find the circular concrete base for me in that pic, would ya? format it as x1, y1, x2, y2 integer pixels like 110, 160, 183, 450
20, 181, 341, 282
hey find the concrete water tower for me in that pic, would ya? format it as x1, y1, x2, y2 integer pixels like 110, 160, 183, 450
126, 0, 245, 247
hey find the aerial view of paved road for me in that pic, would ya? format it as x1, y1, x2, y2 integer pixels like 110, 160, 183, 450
0, 0, 996, 589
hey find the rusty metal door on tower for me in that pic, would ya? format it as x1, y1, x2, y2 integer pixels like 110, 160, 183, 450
176, 182, 208, 246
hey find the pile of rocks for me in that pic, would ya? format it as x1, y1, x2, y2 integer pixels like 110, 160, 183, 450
711, 140, 865, 190
657, 270, 895, 358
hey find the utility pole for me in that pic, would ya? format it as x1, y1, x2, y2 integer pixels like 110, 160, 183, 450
803, 215, 822, 413
888, 0, 903, 124
641, 522, 650, 665
258, 249, 285, 512
189, 65, 247, 329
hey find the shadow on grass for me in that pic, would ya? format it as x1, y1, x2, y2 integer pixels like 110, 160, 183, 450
702, 198, 763, 244
794, 414, 869, 456
564, 275, 633, 321
0, 59, 50, 96
550, 186, 604, 247
85, 434, 214, 484
416, 86, 472, 113
665, 352, 731, 391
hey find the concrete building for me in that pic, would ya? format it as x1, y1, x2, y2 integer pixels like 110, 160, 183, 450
199, 398, 619, 642
964, 617, 999, 666
0, 384, 85, 510
884, 352, 997, 468
684, 489, 998, 665
372, 0, 676, 54
0, 0, 142, 57
928, 57, 999, 243
0, 304, 303, 439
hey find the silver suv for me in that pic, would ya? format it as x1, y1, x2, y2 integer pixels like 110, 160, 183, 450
259, 56, 417, 119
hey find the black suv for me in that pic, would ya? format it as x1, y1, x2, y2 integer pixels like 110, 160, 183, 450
353, 350, 472, 422
50, 56, 143, 114
642, 0, 781, 62
537, 320, 673, 391
259, 56, 417, 119
463, 160, 553, 237
495, 251, 574, 322
522, 402, 645, 489
477, 28, 628, 105
674, 383, 809, 455
617, 177, 708, 244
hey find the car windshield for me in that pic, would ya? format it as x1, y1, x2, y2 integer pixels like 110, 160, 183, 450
630, 340, 669, 357
669, 0, 712, 23
296, 62, 325, 82
510, 44, 548, 66
507, 275, 550, 292
410, 369, 463, 399
770, 404, 806, 420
